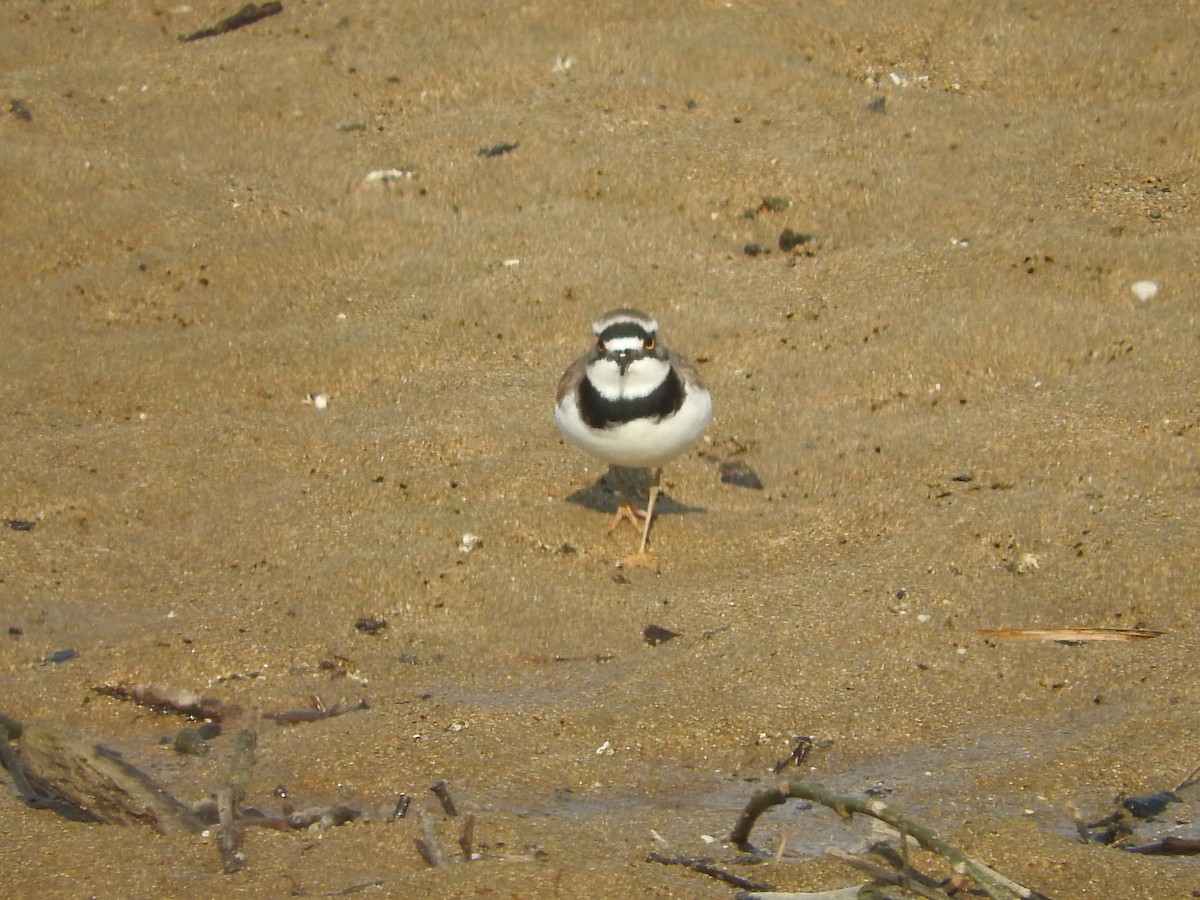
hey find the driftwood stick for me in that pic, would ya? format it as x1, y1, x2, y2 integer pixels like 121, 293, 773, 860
458, 813, 476, 861
0, 730, 38, 802
645, 852, 772, 892
730, 781, 1047, 900
431, 780, 458, 817
0, 711, 24, 739
179, 2, 283, 42
824, 847, 954, 900
16, 724, 204, 834
739, 889, 904, 900
1175, 761, 1200, 793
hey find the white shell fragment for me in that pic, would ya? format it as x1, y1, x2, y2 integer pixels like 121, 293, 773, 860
459, 533, 482, 553
361, 168, 416, 187
1014, 552, 1040, 574
1130, 280, 1159, 302
305, 393, 329, 410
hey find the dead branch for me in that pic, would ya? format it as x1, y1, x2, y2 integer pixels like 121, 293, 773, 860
730, 781, 1049, 900
431, 780, 458, 816
15, 723, 205, 835
645, 852, 772, 892
263, 697, 368, 726
93, 683, 240, 722
179, 2, 283, 42
459, 813, 476, 861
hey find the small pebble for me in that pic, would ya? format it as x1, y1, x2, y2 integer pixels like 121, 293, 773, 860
9, 98, 32, 122
643, 624, 681, 646
1130, 280, 1158, 302
354, 616, 388, 635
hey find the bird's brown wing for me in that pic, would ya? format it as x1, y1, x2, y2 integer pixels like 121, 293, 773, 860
665, 347, 707, 392
555, 351, 593, 405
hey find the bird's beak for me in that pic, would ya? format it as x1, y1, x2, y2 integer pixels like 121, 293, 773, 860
610, 350, 637, 374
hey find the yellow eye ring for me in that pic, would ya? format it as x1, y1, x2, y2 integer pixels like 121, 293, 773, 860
644, 338, 655, 350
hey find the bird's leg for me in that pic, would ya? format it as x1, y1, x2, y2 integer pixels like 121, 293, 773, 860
636, 467, 663, 555
606, 467, 644, 533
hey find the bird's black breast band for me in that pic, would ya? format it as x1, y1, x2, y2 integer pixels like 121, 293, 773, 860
578, 367, 686, 429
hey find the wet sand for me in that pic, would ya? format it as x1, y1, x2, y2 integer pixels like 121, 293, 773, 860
2, 2, 1199, 897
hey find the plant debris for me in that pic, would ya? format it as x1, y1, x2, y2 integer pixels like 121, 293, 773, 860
730, 780, 1048, 900
431, 780, 459, 817
179, 2, 283, 42
93, 683, 241, 721
647, 852, 773, 892
263, 696, 368, 726
479, 142, 519, 158
771, 736, 814, 773
979, 628, 1164, 643
3, 719, 205, 835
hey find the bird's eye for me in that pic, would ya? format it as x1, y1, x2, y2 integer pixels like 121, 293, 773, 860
644, 337, 655, 350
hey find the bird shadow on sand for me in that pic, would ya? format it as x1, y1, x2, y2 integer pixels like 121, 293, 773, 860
563, 467, 706, 517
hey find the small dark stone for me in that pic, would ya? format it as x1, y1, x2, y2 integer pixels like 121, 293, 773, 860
42, 648, 78, 665
7, 519, 36, 531
1123, 792, 1182, 819
172, 728, 209, 756
479, 142, 519, 158
760, 195, 791, 213
778, 229, 816, 252
8, 627, 22, 636
951, 474, 973, 483
9, 98, 32, 122
743, 243, 770, 257
643, 624, 681, 646
354, 616, 388, 636
867, 96, 887, 114
720, 459, 764, 489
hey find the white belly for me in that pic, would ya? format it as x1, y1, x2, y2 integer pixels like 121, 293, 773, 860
556, 384, 712, 468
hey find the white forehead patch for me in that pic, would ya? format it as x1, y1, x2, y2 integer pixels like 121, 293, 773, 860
602, 335, 646, 354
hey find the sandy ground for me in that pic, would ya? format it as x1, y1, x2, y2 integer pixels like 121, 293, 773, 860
2, 1, 1199, 897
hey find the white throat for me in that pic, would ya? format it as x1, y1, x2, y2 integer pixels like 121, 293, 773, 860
587, 356, 670, 401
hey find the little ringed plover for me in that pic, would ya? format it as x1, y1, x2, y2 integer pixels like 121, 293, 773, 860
555, 308, 712, 556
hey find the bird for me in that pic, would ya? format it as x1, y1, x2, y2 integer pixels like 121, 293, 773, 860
555, 308, 712, 556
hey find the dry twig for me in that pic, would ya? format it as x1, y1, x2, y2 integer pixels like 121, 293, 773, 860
179, 2, 283, 42
730, 781, 1048, 900
645, 852, 772, 891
